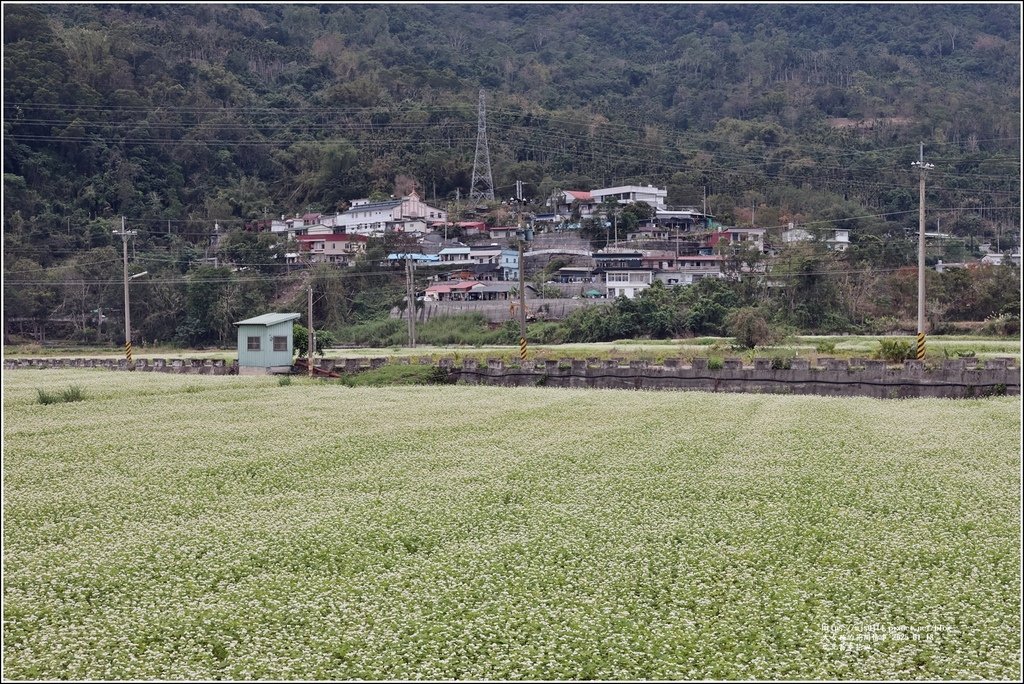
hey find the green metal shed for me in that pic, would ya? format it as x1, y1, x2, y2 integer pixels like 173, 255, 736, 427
234, 313, 301, 375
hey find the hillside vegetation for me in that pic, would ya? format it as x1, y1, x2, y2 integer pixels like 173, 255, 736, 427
3, 4, 1020, 345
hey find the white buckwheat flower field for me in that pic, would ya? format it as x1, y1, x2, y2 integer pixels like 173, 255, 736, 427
2, 369, 1020, 680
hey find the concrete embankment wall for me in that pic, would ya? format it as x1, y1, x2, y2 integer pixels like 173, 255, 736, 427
4, 357, 237, 374
445, 356, 1020, 399
6, 355, 1020, 399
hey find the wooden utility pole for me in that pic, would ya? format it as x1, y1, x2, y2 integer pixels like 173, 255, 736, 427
406, 255, 417, 347
307, 285, 315, 377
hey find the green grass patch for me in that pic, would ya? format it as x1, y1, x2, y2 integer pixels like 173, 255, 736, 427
339, 364, 451, 387
35, 385, 86, 405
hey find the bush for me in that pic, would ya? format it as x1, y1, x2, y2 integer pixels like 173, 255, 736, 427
707, 357, 724, 370
865, 316, 903, 335
815, 340, 837, 354
36, 388, 58, 405
61, 385, 85, 402
36, 386, 86, 405
293, 324, 336, 356
875, 339, 913, 362
340, 364, 451, 387
725, 307, 779, 349
978, 313, 1020, 337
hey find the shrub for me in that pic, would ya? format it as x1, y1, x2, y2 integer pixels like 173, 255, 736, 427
866, 316, 903, 335
875, 339, 913, 362
815, 340, 837, 354
36, 389, 58, 405
36, 386, 86, 405
61, 386, 85, 402
978, 313, 1020, 337
278, 376, 292, 386
725, 307, 779, 349
707, 357, 724, 370
340, 364, 451, 387
293, 324, 336, 356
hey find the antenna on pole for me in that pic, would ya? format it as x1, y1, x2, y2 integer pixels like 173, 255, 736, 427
469, 89, 495, 202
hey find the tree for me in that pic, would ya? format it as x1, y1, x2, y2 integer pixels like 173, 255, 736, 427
292, 323, 336, 356
726, 306, 779, 348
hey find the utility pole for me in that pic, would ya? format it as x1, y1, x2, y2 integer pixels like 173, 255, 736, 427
114, 217, 137, 368
912, 143, 934, 361
307, 285, 315, 377
517, 239, 528, 362
512, 197, 528, 361
405, 255, 417, 347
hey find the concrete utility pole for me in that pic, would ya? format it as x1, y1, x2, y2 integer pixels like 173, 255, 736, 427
517, 239, 527, 360
912, 143, 934, 361
307, 285, 315, 377
406, 255, 417, 347
114, 217, 137, 367
514, 197, 528, 361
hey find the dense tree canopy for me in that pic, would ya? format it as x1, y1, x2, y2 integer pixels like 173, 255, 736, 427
3, 4, 1020, 344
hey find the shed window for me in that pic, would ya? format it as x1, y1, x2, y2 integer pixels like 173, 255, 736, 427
247, 336, 261, 351
273, 336, 288, 352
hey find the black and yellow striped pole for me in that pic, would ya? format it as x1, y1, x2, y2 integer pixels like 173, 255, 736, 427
519, 336, 527, 361
916, 332, 926, 360
125, 340, 133, 365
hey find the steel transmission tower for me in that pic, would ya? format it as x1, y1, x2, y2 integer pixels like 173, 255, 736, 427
469, 89, 495, 202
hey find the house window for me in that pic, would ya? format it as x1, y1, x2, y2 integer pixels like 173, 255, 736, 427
247, 336, 261, 351
273, 336, 288, 352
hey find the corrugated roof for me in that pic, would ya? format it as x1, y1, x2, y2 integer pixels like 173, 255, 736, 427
235, 313, 301, 326
342, 200, 402, 213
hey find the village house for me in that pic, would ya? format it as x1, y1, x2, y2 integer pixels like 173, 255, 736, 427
709, 227, 768, 253
550, 185, 669, 220
781, 224, 850, 251
500, 248, 519, 281
424, 281, 518, 302
438, 245, 472, 265
554, 266, 595, 283
319, 191, 449, 237
291, 233, 369, 266
605, 269, 655, 299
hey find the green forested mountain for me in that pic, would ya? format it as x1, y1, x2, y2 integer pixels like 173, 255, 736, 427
3, 3, 1021, 344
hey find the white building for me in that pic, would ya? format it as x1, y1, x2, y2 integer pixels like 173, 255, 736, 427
551, 184, 669, 218
781, 224, 849, 251
338, 192, 447, 237
605, 270, 654, 299
590, 185, 667, 210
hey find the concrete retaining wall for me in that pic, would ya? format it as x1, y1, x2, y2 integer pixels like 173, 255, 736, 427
4, 358, 238, 374
447, 356, 1021, 399
6, 355, 1020, 399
